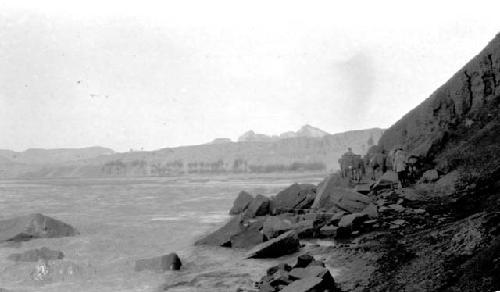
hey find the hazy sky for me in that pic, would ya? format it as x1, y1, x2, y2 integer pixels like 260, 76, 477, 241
1, 0, 499, 152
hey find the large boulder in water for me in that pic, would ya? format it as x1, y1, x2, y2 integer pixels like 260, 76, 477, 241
262, 215, 295, 239
311, 177, 372, 213
246, 230, 300, 259
8, 247, 64, 262
195, 215, 264, 248
230, 218, 264, 248
243, 195, 270, 218
229, 191, 253, 215
0, 213, 78, 242
195, 215, 243, 247
135, 253, 182, 272
270, 183, 316, 215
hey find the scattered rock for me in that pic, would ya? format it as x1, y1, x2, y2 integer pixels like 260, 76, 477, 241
246, 231, 300, 259
413, 208, 426, 214
135, 253, 182, 272
392, 219, 407, 226
338, 213, 368, 229
230, 191, 254, 215
319, 225, 338, 238
422, 169, 439, 183
0, 213, 78, 242
244, 195, 271, 218
270, 184, 316, 215
389, 204, 405, 212
256, 254, 338, 292
7, 247, 64, 262
361, 203, 378, 218
281, 268, 336, 292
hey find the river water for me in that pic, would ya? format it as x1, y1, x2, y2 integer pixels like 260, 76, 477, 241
0, 173, 325, 292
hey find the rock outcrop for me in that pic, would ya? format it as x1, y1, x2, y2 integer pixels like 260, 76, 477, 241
0, 213, 78, 242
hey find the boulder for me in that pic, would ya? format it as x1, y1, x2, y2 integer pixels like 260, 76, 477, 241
281, 271, 336, 292
135, 253, 181, 272
389, 204, 405, 212
270, 184, 316, 214
195, 215, 265, 248
0, 213, 78, 242
319, 225, 338, 238
195, 215, 243, 247
292, 220, 316, 238
229, 191, 254, 215
246, 230, 300, 259
7, 247, 64, 262
244, 195, 270, 218
354, 184, 371, 195
230, 219, 264, 248
311, 182, 372, 213
262, 216, 294, 239
294, 254, 314, 268
373, 171, 398, 190
328, 211, 346, 226
338, 213, 369, 229
288, 265, 331, 281
361, 203, 378, 218
422, 169, 439, 183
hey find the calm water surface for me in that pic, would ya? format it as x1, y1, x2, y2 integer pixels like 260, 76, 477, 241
0, 174, 325, 292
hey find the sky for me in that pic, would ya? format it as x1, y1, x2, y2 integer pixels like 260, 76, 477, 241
1, 0, 499, 152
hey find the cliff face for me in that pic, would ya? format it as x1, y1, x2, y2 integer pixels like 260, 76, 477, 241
378, 33, 500, 175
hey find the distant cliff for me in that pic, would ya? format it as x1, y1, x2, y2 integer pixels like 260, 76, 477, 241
0, 127, 383, 178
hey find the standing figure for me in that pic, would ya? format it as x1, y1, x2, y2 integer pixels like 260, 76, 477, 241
392, 147, 408, 188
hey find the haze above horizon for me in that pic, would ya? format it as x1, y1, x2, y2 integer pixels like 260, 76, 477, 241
1, 0, 499, 152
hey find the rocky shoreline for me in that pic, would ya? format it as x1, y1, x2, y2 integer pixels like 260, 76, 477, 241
190, 166, 500, 291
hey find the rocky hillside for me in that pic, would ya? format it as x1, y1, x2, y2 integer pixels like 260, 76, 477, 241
0, 128, 383, 178
357, 32, 500, 292
378, 33, 500, 177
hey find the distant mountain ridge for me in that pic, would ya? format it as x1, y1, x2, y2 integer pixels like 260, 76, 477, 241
0, 128, 383, 178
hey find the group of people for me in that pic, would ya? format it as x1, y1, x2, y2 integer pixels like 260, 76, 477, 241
338, 146, 420, 188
